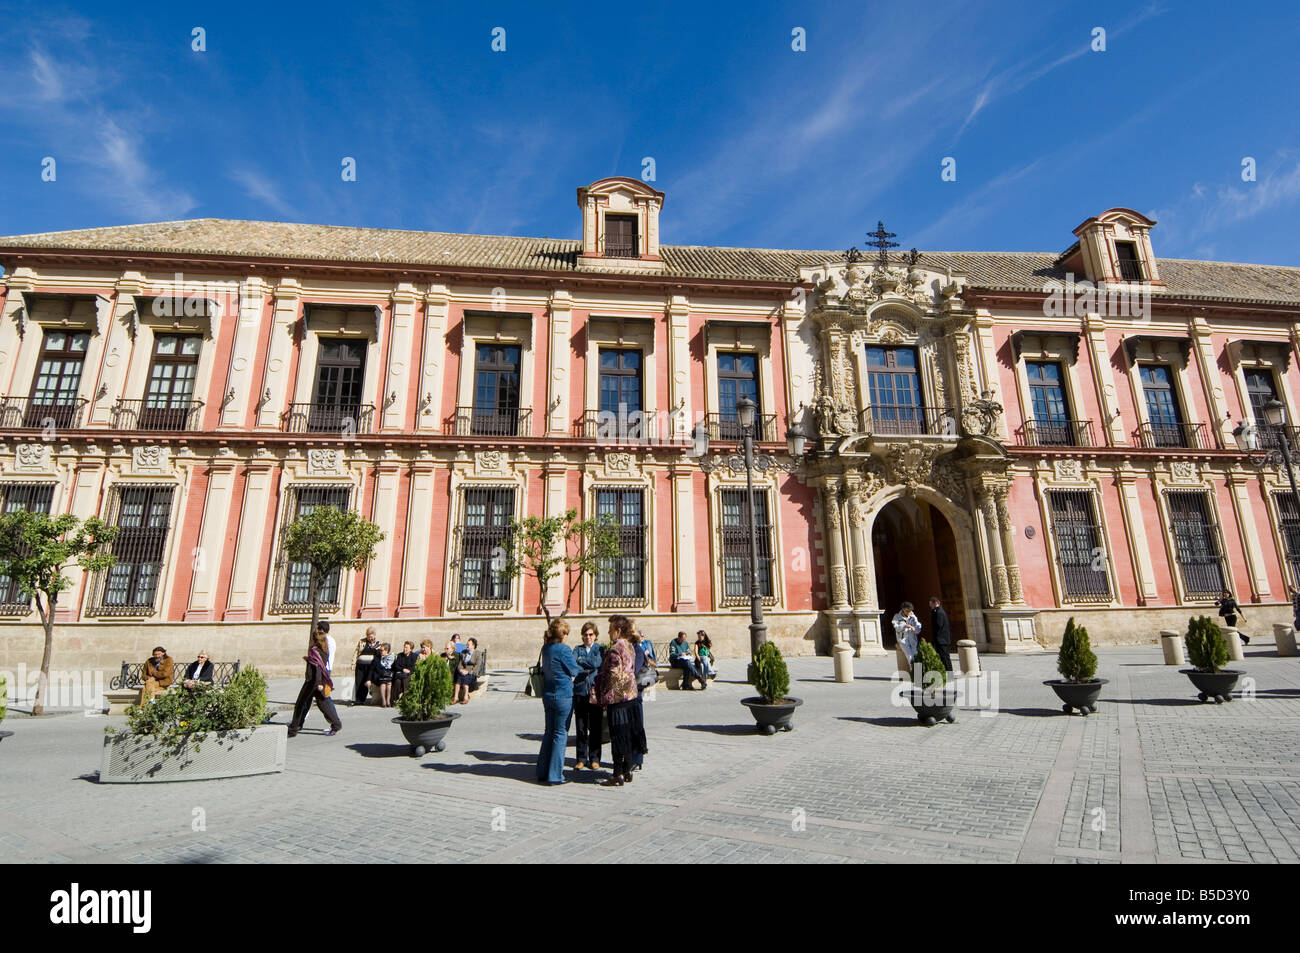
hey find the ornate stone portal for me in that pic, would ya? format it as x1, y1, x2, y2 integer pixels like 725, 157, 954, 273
800, 233, 1033, 655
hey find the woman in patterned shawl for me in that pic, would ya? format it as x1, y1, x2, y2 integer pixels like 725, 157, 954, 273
594, 614, 646, 786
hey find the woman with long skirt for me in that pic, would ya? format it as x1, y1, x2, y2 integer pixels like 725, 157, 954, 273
288, 630, 342, 737
595, 614, 646, 787
536, 619, 579, 785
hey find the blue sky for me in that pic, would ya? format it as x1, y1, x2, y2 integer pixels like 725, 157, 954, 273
1, 0, 1297, 265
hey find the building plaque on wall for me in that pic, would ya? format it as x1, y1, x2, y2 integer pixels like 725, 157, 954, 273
1052, 458, 1085, 483
131, 445, 169, 475
307, 448, 342, 475
474, 450, 509, 475
14, 442, 53, 473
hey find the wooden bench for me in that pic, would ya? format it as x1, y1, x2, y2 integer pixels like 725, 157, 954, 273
104, 659, 240, 714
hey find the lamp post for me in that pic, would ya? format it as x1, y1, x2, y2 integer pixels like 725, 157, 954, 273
698, 398, 807, 658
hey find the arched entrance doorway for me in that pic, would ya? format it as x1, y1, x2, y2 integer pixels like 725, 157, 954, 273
872, 496, 968, 647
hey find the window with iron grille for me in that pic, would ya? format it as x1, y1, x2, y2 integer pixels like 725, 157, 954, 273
1167, 491, 1226, 599
87, 485, 175, 615
0, 483, 55, 609
720, 489, 774, 602
283, 486, 352, 606
1275, 492, 1300, 586
1047, 490, 1111, 602
717, 352, 760, 440
456, 487, 514, 606
867, 346, 924, 433
471, 345, 521, 436
593, 488, 646, 603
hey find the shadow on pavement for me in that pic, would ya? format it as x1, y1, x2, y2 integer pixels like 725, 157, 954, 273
1253, 688, 1300, 698
424, 760, 540, 782
346, 742, 411, 758
674, 723, 759, 736
1118, 697, 1203, 707
997, 707, 1075, 718
837, 715, 917, 727
465, 749, 536, 763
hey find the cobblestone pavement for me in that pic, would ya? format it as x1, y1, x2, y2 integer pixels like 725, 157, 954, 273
2, 643, 1298, 864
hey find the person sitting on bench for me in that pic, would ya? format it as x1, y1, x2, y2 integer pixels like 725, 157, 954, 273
668, 631, 707, 690
182, 651, 214, 689
140, 646, 174, 703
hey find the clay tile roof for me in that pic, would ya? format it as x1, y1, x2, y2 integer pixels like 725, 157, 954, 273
1, 218, 1298, 305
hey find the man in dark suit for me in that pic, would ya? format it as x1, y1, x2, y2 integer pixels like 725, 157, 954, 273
929, 597, 953, 673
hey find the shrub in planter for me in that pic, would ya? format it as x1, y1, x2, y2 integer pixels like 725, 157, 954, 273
395, 653, 458, 756
111, 666, 269, 752
742, 642, 801, 735
1186, 616, 1229, 673
748, 641, 790, 704
1046, 618, 1106, 715
906, 640, 957, 726
1183, 615, 1241, 703
100, 667, 278, 781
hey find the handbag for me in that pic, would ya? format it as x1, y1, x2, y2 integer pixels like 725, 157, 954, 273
635, 663, 657, 690
527, 649, 545, 697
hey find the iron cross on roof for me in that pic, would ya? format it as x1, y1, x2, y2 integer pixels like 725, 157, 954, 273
861, 221, 920, 269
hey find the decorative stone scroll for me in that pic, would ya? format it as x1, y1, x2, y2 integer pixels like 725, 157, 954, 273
131, 445, 169, 475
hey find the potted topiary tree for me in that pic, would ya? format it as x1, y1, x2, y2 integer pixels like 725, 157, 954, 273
1044, 617, 1106, 715
394, 653, 457, 756
1181, 615, 1242, 703
905, 640, 958, 726
740, 641, 802, 734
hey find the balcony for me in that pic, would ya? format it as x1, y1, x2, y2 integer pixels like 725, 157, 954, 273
1254, 423, 1300, 453
449, 406, 532, 438
861, 405, 958, 437
575, 409, 663, 442
281, 402, 375, 435
1117, 258, 1145, 281
0, 396, 88, 430
1135, 421, 1209, 450
604, 241, 638, 258
112, 399, 204, 432
1018, 418, 1094, 447
703, 412, 778, 443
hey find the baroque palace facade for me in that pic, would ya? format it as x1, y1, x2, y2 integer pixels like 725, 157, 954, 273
1, 179, 1299, 672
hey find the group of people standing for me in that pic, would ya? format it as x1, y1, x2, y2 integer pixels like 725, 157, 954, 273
892, 597, 955, 673
536, 615, 652, 786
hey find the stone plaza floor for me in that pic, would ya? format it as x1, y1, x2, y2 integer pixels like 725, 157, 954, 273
2, 642, 1298, 864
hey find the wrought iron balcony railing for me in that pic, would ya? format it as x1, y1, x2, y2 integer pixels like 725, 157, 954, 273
449, 406, 532, 438
281, 402, 375, 435
0, 396, 88, 430
1135, 421, 1208, 450
703, 412, 778, 442
112, 399, 205, 432
1117, 258, 1145, 281
604, 241, 638, 258
1019, 418, 1094, 447
861, 405, 958, 437
1254, 423, 1300, 453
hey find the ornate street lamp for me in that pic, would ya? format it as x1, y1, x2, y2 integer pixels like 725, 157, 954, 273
1234, 399, 1300, 535
698, 399, 806, 657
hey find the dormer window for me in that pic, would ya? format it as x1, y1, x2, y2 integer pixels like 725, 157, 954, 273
1115, 241, 1143, 281
576, 178, 665, 270
1059, 208, 1161, 285
604, 214, 638, 258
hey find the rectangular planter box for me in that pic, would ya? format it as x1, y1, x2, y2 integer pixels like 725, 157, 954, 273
99, 724, 287, 783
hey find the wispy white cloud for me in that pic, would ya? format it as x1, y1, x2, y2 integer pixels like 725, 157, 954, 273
908, 159, 1044, 249
1151, 158, 1300, 252
955, 3, 1165, 140
0, 37, 196, 222
229, 167, 297, 219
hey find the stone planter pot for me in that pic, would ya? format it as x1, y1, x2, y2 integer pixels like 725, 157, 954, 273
740, 697, 802, 735
1044, 678, 1108, 715
906, 685, 959, 726
99, 725, 287, 783
1181, 669, 1243, 704
393, 711, 460, 756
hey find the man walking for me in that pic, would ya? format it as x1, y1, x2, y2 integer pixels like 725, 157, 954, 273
929, 596, 953, 673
